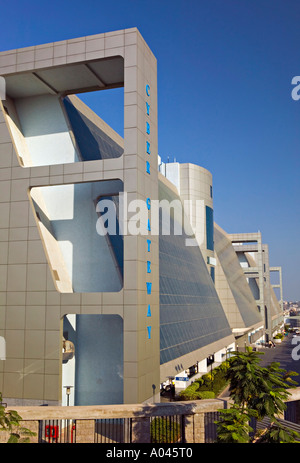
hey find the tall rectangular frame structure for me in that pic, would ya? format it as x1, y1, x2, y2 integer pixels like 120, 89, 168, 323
0, 28, 160, 405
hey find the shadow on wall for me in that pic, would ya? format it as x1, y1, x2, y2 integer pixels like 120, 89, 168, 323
63, 314, 124, 407
29, 180, 123, 293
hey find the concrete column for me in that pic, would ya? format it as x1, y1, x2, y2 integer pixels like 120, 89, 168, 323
263, 244, 272, 341
184, 414, 194, 443
75, 419, 95, 443
131, 417, 151, 443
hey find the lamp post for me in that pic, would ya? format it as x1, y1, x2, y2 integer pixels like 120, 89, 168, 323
63, 386, 73, 443
64, 386, 73, 406
210, 353, 214, 391
152, 384, 156, 403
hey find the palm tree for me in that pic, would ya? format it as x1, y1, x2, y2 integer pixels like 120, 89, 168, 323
225, 347, 265, 410
216, 347, 299, 443
254, 421, 300, 443
215, 404, 255, 443
225, 347, 297, 420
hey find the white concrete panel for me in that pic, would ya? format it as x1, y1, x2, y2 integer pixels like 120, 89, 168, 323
15, 95, 80, 166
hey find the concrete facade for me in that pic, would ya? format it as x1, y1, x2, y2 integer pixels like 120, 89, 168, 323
0, 28, 160, 405
159, 160, 215, 275
214, 228, 283, 345
0, 28, 284, 407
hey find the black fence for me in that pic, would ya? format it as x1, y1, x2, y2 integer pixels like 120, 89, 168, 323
38, 419, 76, 443
150, 415, 186, 443
38, 415, 186, 444
204, 411, 220, 443
95, 418, 132, 443
36, 405, 300, 443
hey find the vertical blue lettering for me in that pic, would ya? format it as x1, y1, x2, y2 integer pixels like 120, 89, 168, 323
146, 161, 150, 174
146, 83, 151, 341
146, 141, 151, 155
146, 282, 152, 294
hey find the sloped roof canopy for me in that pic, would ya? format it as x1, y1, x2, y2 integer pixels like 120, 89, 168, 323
4, 57, 124, 98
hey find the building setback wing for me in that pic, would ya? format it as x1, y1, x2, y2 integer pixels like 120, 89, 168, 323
214, 223, 263, 330
159, 180, 233, 365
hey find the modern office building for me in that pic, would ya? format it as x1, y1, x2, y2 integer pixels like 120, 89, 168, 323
160, 162, 284, 357
213, 226, 283, 347
0, 28, 283, 406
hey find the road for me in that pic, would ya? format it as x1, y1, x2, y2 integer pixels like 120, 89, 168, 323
219, 334, 300, 398
259, 334, 300, 382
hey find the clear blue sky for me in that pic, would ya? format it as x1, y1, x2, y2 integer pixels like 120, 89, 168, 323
1, 0, 299, 300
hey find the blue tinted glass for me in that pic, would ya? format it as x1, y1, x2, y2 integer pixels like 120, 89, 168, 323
206, 206, 214, 251
63, 97, 123, 161
210, 266, 215, 282
159, 181, 232, 365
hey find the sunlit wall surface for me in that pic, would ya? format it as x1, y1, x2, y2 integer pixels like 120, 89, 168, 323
214, 224, 263, 328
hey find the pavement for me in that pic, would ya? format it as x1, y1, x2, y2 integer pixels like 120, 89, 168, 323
259, 334, 300, 380
219, 334, 300, 398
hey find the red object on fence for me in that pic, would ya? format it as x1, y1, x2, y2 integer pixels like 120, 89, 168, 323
45, 425, 59, 441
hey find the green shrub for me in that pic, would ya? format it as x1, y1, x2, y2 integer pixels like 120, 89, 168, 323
178, 386, 215, 401
195, 377, 204, 387
218, 361, 230, 372
178, 388, 199, 401
188, 382, 199, 391
150, 417, 181, 443
178, 363, 229, 401
197, 391, 215, 399
201, 373, 211, 383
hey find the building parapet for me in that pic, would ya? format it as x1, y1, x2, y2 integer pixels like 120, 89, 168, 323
1, 387, 299, 443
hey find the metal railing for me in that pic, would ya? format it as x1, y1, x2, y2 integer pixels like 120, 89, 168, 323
37, 415, 187, 444
95, 418, 132, 443
150, 415, 186, 443
3, 388, 300, 444
204, 412, 220, 443
38, 419, 76, 443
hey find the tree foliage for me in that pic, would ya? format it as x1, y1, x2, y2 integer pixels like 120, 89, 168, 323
215, 405, 256, 443
255, 421, 300, 444
0, 393, 36, 443
225, 348, 298, 420
216, 347, 300, 443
